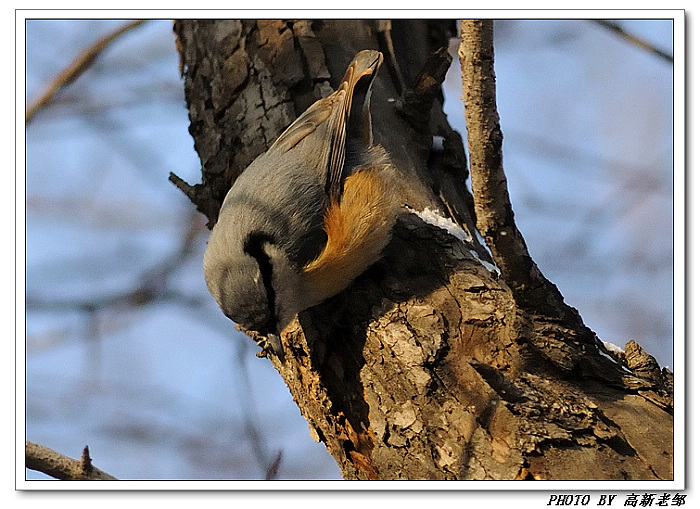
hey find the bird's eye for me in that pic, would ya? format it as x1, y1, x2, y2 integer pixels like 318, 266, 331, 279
243, 232, 277, 333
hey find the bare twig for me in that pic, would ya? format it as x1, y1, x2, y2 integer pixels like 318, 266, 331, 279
169, 172, 223, 229
26, 441, 118, 480
265, 450, 283, 480
395, 47, 453, 134
25, 210, 207, 313
592, 20, 673, 64
26, 19, 147, 124
459, 20, 540, 297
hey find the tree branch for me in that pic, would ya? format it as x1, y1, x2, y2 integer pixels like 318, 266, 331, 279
460, 19, 585, 323
26, 19, 147, 124
592, 20, 673, 63
26, 441, 118, 480
459, 21, 581, 316
395, 47, 453, 134
459, 20, 657, 387
459, 20, 535, 295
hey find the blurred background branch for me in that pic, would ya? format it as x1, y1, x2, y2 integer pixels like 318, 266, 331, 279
592, 19, 674, 63
26, 19, 147, 124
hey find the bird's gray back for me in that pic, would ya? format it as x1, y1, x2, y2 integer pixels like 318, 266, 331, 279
219, 154, 329, 268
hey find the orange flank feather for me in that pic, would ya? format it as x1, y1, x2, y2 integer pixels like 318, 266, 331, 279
302, 168, 398, 302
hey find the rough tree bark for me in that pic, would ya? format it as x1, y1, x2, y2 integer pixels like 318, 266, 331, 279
171, 19, 673, 481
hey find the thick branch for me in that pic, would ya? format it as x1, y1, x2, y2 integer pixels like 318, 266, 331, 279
26, 441, 117, 480
460, 20, 674, 400
458, 20, 619, 379
459, 20, 538, 300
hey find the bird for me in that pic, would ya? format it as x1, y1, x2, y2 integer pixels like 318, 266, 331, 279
203, 49, 400, 353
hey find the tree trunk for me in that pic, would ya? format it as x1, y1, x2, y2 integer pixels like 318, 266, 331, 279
172, 19, 673, 481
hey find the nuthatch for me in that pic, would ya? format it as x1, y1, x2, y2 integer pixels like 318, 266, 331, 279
203, 50, 400, 351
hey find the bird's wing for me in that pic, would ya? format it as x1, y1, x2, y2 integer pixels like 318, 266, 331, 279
268, 50, 383, 202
